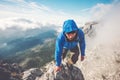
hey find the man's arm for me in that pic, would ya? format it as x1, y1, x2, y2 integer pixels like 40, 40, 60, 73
54, 36, 63, 72
55, 38, 63, 66
78, 29, 86, 60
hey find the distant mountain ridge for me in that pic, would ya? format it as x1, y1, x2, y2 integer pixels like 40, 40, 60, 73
0, 27, 57, 58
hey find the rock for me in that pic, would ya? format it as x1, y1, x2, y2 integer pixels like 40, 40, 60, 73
55, 64, 84, 80
0, 60, 24, 80
22, 68, 43, 80
38, 62, 84, 80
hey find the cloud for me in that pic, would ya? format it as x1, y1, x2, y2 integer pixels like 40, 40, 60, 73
0, 18, 44, 31
0, 1, 51, 13
14, 18, 32, 23
0, 43, 7, 48
0, 1, 69, 27
29, 2, 51, 12
90, 3, 112, 20
80, 8, 91, 12
77, 3, 115, 24
5, 0, 25, 3
91, 2, 120, 45
87, 0, 120, 21
0, 0, 117, 31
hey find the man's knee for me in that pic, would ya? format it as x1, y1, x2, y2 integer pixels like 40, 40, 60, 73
71, 53, 79, 64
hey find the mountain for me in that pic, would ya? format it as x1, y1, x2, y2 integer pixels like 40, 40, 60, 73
21, 22, 120, 80
0, 25, 58, 69
8, 39, 56, 69
0, 26, 57, 58
77, 22, 120, 80
1, 19, 120, 80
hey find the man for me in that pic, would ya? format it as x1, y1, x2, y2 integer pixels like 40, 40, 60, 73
54, 19, 86, 72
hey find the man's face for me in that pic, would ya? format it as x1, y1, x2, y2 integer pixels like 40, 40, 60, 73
65, 31, 77, 40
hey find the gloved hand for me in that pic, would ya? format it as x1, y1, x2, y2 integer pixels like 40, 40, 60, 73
81, 56, 85, 61
54, 66, 61, 72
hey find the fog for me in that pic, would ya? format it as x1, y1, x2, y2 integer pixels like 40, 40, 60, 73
81, 3, 120, 80
90, 2, 120, 46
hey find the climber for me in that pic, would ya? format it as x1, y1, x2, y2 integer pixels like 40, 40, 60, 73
54, 19, 86, 72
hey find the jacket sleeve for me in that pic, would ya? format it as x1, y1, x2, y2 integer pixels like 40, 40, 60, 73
55, 36, 63, 66
78, 29, 86, 56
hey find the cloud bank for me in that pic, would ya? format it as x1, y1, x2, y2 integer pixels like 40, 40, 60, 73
91, 2, 120, 45
0, 0, 118, 31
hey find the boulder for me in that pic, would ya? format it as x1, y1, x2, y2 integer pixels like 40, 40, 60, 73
38, 62, 84, 80
22, 68, 43, 80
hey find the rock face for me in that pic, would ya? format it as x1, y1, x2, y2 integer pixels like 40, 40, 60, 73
37, 62, 84, 80
22, 22, 120, 80
54, 64, 84, 80
22, 68, 43, 80
2, 21, 120, 80
0, 60, 24, 80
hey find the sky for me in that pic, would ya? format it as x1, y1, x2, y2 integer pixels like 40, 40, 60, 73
0, 0, 119, 30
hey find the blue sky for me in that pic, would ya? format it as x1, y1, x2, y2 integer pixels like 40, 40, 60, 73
0, 0, 113, 15
0, 0, 119, 30
35, 0, 113, 14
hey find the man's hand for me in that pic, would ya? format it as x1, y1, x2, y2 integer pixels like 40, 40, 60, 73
54, 66, 61, 72
81, 56, 85, 61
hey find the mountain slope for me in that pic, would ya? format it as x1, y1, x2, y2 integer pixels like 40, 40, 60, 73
28, 22, 120, 80
0, 28, 57, 58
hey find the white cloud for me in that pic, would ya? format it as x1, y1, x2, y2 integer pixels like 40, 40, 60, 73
0, 43, 7, 48
0, 0, 117, 30
78, 3, 113, 24
0, 1, 69, 26
77, 1, 119, 23
90, 3, 112, 20
29, 2, 51, 12
90, 2, 120, 45
0, 18, 43, 31
80, 8, 91, 12
5, 0, 25, 3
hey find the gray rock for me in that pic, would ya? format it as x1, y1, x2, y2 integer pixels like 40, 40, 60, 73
22, 68, 43, 80
38, 63, 84, 80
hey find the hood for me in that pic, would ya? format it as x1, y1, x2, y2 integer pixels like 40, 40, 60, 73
63, 19, 78, 33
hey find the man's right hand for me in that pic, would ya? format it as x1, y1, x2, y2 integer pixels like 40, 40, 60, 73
81, 56, 85, 61
54, 66, 61, 72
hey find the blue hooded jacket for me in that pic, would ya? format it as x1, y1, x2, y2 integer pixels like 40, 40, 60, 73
55, 19, 86, 66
